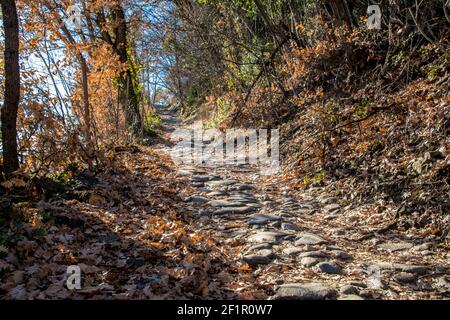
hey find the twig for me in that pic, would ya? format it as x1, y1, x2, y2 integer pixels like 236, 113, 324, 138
355, 205, 402, 241
408, 7, 435, 44
445, 1, 450, 25
230, 37, 289, 127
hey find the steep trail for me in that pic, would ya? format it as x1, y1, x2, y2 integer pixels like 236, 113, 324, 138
153, 105, 449, 300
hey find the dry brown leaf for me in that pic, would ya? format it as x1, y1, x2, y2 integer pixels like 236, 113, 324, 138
2, 178, 27, 189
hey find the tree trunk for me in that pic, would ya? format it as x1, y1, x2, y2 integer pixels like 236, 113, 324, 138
57, 15, 93, 155
113, 6, 143, 136
1, 0, 20, 176
79, 54, 91, 143
324, 0, 355, 28
95, 3, 143, 136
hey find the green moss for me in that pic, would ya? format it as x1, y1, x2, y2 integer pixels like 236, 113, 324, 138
31, 227, 47, 237
204, 97, 232, 129
357, 98, 374, 117
314, 170, 325, 182
303, 175, 312, 187
127, 45, 143, 103
42, 211, 54, 223
144, 111, 162, 135
183, 87, 206, 116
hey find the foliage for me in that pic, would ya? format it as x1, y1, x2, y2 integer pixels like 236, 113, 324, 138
0, 0, 449, 301
204, 96, 233, 129
143, 111, 162, 135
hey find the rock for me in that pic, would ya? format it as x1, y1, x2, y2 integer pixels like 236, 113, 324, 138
208, 200, 245, 207
300, 250, 327, 258
227, 229, 247, 238
237, 184, 255, 191
318, 197, 336, 204
242, 250, 274, 267
340, 285, 359, 295
394, 272, 417, 283
177, 169, 195, 176
371, 262, 395, 271
206, 179, 239, 188
317, 262, 342, 274
371, 262, 428, 275
299, 203, 315, 209
345, 215, 359, 223
419, 250, 433, 256
11, 271, 24, 284
187, 196, 209, 204
226, 195, 258, 203
436, 264, 449, 273
331, 229, 346, 236
98, 283, 114, 291
213, 206, 253, 215
411, 242, 433, 252
282, 247, 303, 256
412, 158, 426, 174
300, 257, 321, 267
435, 276, 450, 289
192, 182, 205, 188
324, 203, 340, 212
296, 208, 315, 215
284, 234, 297, 241
245, 243, 273, 253
278, 211, 291, 218
367, 276, 388, 290
270, 221, 282, 228
99, 233, 120, 244
245, 214, 281, 225
206, 191, 226, 197
395, 264, 428, 275
302, 244, 318, 251
346, 281, 367, 288
379, 241, 414, 252
358, 290, 374, 299
192, 175, 219, 182
429, 149, 445, 159
271, 283, 337, 300
331, 250, 352, 260
325, 245, 340, 250
248, 231, 288, 244
285, 204, 302, 210
338, 294, 364, 300
281, 223, 301, 231
295, 233, 327, 245
255, 249, 273, 257
371, 238, 381, 246
88, 193, 107, 206
193, 209, 211, 217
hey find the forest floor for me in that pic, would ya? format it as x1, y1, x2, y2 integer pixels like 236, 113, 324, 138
0, 106, 449, 300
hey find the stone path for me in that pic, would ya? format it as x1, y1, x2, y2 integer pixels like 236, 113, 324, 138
154, 106, 449, 300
